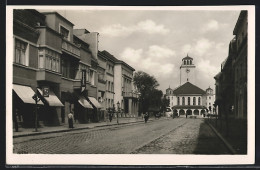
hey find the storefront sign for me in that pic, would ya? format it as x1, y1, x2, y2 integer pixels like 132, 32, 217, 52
81, 69, 86, 87
42, 87, 49, 97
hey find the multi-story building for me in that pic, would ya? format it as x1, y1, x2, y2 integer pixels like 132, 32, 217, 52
12, 10, 103, 127
114, 60, 139, 117
100, 50, 117, 110
233, 11, 247, 119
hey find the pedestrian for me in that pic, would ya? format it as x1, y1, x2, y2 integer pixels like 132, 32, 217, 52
144, 112, 149, 123
14, 109, 19, 132
68, 111, 74, 128
109, 109, 113, 122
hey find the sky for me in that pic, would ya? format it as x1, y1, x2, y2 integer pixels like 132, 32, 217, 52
46, 8, 240, 93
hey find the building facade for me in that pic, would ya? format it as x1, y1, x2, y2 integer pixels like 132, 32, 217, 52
114, 60, 139, 117
233, 11, 247, 119
165, 55, 215, 117
12, 10, 104, 128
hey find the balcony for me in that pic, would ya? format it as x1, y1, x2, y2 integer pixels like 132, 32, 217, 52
122, 91, 139, 98
62, 40, 80, 59
36, 69, 62, 84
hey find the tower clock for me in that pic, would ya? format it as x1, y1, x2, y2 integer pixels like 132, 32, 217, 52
180, 55, 196, 85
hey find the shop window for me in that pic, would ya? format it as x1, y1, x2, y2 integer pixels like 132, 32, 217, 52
14, 39, 28, 65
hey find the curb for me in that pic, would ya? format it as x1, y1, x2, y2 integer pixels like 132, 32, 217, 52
206, 121, 237, 154
13, 119, 154, 138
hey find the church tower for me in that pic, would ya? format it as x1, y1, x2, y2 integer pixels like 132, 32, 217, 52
180, 54, 196, 85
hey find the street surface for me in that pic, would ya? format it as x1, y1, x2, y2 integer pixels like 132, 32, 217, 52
13, 118, 230, 154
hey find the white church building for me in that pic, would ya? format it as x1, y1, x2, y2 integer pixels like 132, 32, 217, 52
166, 55, 214, 117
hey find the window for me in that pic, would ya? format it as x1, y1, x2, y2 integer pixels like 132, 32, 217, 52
184, 60, 186, 65
193, 97, 196, 105
90, 70, 95, 85
190, 60, 192, 65
39, 49, 60, 73
111, 82, 114, 92
60, 26, 69, 40
177, 97, 180, 105
198, 97, 201, 105
108, 81, 110, 91
182, 97, 185, 105
209, 97, 211, 99
188, 97, 190, 105
209, 102, 211, 106
14, 39, 27, 65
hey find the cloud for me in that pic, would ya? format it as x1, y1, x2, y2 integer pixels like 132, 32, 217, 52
201, 20, 219, 33
99, 24, 133, 37
120, 47, 143, 63
120, 46, 176, 78
193, 38, 215, 56
99, 19, 170, 37
146, 45, 176, 60
136, 20, 170, 35
197, 59, 219, 79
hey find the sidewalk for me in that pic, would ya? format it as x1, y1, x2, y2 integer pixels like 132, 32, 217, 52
13, 117, 154, 138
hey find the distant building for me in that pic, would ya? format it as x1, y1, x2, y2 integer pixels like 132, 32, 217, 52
166, 56, 212, 117
205, 87, 215, 112
180, 55, 196, 85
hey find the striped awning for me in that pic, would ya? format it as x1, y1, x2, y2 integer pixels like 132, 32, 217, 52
37, 88, 64, 107
13, 84, 43, 105
78, 96, 93, 109
88, 97, 102, 109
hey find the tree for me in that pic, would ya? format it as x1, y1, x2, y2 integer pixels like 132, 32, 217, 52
133, 71, 160, 115
161, 95, 170, 112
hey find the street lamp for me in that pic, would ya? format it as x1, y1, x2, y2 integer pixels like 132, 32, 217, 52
117, 101, 120, 124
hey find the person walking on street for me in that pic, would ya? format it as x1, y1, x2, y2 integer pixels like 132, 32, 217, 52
68, 111, 74, 128
144, 112, 149, 123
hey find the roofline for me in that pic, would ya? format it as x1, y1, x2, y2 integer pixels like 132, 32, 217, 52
233, 10, 247, 35
42, 12, 74, 26
115, 60, 135, 71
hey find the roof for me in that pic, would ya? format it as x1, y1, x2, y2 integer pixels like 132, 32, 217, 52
42, 12, 74, 26
172, 105, 207, 109
214, 72, 222, 79
182, 54, 193, 61
173, 82, 206, 95
233, 10, 247, 35
206, 86, 213, 91
101, 50, 118, 62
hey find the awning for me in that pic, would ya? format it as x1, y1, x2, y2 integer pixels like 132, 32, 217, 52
37, 88, 64, 107
78, 96, 93, 109
88, 97, 102, 109
13, 84, 43, 105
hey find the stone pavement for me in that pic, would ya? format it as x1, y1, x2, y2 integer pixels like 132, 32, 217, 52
13, 117, 153, 138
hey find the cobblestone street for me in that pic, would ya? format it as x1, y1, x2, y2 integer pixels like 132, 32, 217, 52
13, 118, 230, 154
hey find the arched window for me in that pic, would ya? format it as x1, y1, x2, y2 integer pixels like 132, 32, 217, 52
184, 60, 186, 65
190, 60, 192, 65
198, 97, 201, 105
177, 97, 180, 105
182, 97, 185, 105
187, 60, 190, 65
188, 97, 190, 105
193, 97, 196, 105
